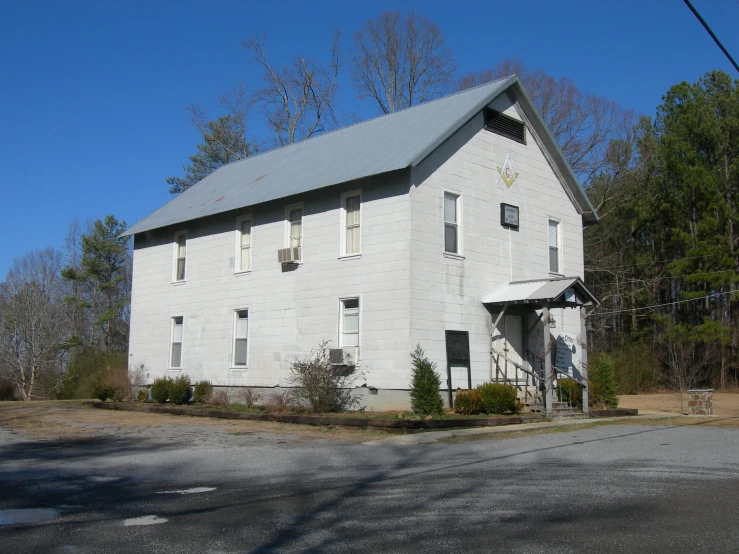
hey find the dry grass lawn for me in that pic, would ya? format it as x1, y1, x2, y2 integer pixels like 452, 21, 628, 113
0, 400, 395, 443
618, 392, 739, 428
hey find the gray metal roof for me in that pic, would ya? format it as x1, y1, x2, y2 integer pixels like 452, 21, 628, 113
124, 75, 596, 236
482, 277, 599, 307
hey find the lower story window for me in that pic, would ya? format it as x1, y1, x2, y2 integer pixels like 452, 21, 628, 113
340, 298, 359, 347
233, 310, 248, 366
170, 316, 183, 368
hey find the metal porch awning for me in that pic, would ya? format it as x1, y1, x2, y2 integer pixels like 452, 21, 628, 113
481, 276, 600, 311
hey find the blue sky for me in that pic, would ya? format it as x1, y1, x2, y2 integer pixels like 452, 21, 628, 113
1, 0, 738, 277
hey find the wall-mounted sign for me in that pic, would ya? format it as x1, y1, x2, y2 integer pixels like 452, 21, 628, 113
501, 203, 519, 229
497, 153, 519, 188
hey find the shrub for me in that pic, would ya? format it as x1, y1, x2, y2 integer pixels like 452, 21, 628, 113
92, 382, 116, 402
150, 378, 170, 404
207, 389, 230, 406
238, 388, 261, 408
453, 389, 484, 415
476, 383, 518, 414
409, 345, 444, 415
589, 355, 619, 408
193, 381, 213, 404
136, 389, 148, 402
168, 375, 192, 405
558, 378, 582, 408
56, 350, 128, 399
265, 389, 292, 413
288, 342, 360, 413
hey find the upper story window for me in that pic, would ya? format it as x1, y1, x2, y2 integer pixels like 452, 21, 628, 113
340, 298, 359, 347
548, 219, 561, 274
341, 191, 361, 256
444, 192, 461, 254
233, 310, 249, 366
286, 204, 303, 251
170, 316, 184, 368
236, 217, 252, 272
174, 232, 187, 282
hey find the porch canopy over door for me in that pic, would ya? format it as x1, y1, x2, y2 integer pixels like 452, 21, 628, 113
481, 276, 600, 415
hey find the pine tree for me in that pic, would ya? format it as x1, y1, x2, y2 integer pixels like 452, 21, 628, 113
167, 115, 255, 194
409, 345, 444, 415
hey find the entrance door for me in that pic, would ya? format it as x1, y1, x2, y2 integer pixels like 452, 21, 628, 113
445, 331, 470, 407
492, 315, 525, 383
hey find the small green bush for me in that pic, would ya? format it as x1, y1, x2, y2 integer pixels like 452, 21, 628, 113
168, 375, 192, 405
193, 381, 213, 403
93, 383, 116, 402
409, 345, 444, 415
150, 378, 170, 404
136, 389, 148, 402
558, 378, 582, 408
589, 355, 619, 408
476, 383, 518, 414
453, 389, 484, 415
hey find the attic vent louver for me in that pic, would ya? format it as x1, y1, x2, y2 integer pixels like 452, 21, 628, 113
484, 109, 526, 144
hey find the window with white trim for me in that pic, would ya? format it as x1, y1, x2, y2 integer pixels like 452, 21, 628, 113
548, 219, 561, 274
342, 192, 361, 256
444, 192, 460, 254
286, 205, 303, 259
237, 217, 252, 272
340, 298, 359, 347
170, 316, 183, 368
174, 232, 186, 281
233, 310, 248, 366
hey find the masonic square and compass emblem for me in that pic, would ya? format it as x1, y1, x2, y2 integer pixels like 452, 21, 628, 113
497, 153, 518, 188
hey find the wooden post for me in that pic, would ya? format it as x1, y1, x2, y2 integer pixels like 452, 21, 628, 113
543, 303, 553, 415
580, 307, 589, 415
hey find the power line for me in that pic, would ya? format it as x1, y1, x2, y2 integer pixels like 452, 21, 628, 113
683, 0, 739, 73
590, 290, 737, 317
591, 268, 738, 288
585, 253, 726, 271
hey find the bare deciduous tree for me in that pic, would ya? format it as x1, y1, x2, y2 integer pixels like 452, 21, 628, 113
458, 57, 633, 186
243, 31, 341, 146
352, 10, 456, 114
0, 248, 68, 400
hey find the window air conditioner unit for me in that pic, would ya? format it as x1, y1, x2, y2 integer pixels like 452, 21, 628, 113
278, 247, 301, 264
329, 347, 358, 366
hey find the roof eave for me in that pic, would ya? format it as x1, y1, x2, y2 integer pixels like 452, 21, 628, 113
506, 82, 600, 226
408, 75, 520, 168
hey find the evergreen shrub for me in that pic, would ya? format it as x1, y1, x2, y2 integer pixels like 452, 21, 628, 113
589, 355, 619, 408
193, 381, 213, 403
136, 389, 148, 402
453, 389, 484, 415
409, 345, 444, 415
476, 383, 518, 414
168, 376, 193, 405
150, 378, 170, 404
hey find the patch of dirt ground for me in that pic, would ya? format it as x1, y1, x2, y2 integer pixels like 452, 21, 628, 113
0, 401, 395, 443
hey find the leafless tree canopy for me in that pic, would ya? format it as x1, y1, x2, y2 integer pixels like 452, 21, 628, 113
352, 10, 456, 114
243, 31, 341, 147
458, 57, 633, 187
0, 248, 68, 400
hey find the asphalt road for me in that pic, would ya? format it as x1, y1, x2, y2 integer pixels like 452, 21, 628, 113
1, 422, 738, 553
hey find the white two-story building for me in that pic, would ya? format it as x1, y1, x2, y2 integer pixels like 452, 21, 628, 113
124, 76, 600, 413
